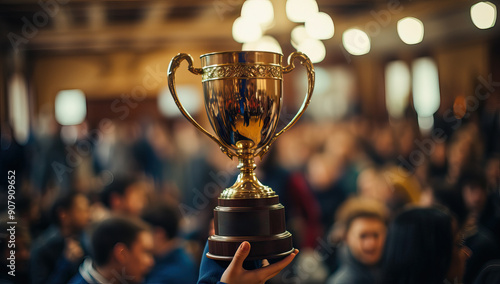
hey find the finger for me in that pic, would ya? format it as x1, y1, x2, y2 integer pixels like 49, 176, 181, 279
262, 259, 270, 267
256, 249, 298, 280
229, 241, 251, 269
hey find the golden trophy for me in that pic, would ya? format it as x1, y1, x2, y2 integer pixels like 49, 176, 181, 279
168, 51, 314, 260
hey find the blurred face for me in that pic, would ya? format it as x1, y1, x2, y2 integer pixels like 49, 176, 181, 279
374, 127, 394, 158
307, 154, 342, 191
345, 217, 386, 266
68, 195, 91, 232
448, 140, 469, 165
123, 185, 147, 216
357, 169, 392, 203
462, 184, 487, 213
431, 142, 446, 167
122, 231, 154, 283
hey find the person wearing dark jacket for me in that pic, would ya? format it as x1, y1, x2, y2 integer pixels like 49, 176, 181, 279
380, 207, 471, 284
326, 197, 388, 284
69, 217, 154, 284
141, 203, 198, 284
30, 191, 90, 284
458, 170, 500, 283
328, 246, 382, 284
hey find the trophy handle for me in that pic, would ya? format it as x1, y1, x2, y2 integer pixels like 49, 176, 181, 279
168, 53, 235, 159
258, 52, 315, 158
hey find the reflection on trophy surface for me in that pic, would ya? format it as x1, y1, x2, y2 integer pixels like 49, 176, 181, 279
168, 51, 314, 260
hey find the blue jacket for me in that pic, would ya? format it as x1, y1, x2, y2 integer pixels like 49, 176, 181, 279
30, 226, 88, 284
326, 246, 381, 284
68, 258, 108, 284
145, 247, 198, 284
197, 242, 261, 284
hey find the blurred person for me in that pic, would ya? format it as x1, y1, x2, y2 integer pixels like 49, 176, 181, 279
168, 120, 215, 242
141, 203, 198, 283
485, 156, 500, 192
428, 140, 448, 180
132, 120, 164, 188
67, 122, 99, 194
382, 165, 422, 213
357, 167, 393, 206
30, 191, 91, 284
428, 181, 468, 228
458, 170, 500, 283
445, 125, 484, 184
0, 122, 29, 194
274, 123, 314, 172
380, 207, 471, 284
30, 104, 69, 194
478, 88, 500, 157
100, 176, 148, 217
92, 119, 117, 174
0, 217, 31, 284
306, 152, 347, 235
461, 170, 489, 225
326, 197, 388, 284
259, 147, 322, 251
429, 183, 485, 284
143, 120, 177, 190
69, 217, 154, 284
393, 119, 418, 161
323, 127, 362, 197
258, 147, 324, 282
93, 120, 140, 178
460, 169, 500, 239
365, 123, 397, 165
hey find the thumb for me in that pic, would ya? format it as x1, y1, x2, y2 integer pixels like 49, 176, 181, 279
229, 241, 251, 269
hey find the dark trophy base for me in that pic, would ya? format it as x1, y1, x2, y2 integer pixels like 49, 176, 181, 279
206, 196, 294, 261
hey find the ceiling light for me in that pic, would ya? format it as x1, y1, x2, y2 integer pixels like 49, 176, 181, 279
385, 61, 411, 119
297, 38, 326, 63
55, 89, 87, 126
291, 25, 309, 48
342, 28, 371, 56
286, 0, 318, 23
412, 57, 440, 117
232, 16, 262, 43
8, 73, 29, 144
471, 1, 497, 29
241, 0, 274, 29
305, 12, 334, 40
397, 17, 424, 45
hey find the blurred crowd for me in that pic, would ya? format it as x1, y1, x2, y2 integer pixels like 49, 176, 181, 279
0, 101, 499, 284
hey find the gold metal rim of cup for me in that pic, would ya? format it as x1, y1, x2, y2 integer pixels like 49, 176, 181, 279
200, 50, 284, 58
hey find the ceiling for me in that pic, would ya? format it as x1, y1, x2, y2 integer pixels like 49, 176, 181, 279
0, 0, 499, 56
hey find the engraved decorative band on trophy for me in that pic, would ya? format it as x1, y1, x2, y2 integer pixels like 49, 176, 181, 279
201, 64, 283, 81
168, 50, 314, 260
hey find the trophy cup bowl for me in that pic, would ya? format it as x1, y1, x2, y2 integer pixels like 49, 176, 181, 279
168, 51, 314, 260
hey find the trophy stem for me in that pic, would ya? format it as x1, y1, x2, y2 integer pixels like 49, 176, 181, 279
238, 155, 255, 174
220, 154, 276, 199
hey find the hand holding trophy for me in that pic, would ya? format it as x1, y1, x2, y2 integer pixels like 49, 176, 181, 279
168, 51, 314, 260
